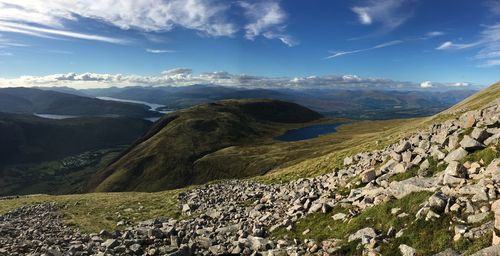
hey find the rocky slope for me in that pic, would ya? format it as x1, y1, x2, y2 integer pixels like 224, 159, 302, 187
0, 93, 498, 255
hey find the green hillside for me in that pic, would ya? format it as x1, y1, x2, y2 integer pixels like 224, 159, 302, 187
0, 113, 152, 165
0, 87, 159, 117
89, 99, 324, 192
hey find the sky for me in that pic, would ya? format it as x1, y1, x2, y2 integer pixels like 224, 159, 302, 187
0, 0, 499, 89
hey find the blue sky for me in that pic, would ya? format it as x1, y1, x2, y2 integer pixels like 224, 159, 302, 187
0, 0, 499, 89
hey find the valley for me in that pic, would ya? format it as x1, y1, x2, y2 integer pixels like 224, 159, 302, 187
0, 83, 498, 255
1, 2, 498, 255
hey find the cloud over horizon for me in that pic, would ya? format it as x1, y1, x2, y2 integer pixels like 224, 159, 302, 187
0, 69, 478, 91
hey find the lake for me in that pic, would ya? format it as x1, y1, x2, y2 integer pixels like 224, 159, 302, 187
96, 96, 171, 113
275, 123, 342, 142
34, 113, 121, 120
34, 97, 174, 122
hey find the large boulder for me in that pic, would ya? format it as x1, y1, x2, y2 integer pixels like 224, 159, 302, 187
395, 141, 412, 153
428, 192, 449, 213
444, 148, 468, 163
361, 169, 377, 183
463, 113, 476, 128
471, 128, 491, 142
444, 161, 467, 178
460, 135, 486, 151
348, 227, 377, 242
492, 200, 500, 245
344, 156, 354, 166
399, 244, 416, 256
389, 177, 440, 199
469, 245, 500, 256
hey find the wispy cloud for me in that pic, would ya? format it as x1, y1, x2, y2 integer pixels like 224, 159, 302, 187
426, 31, 445, 37
146, 49, 176, 54
0, 50, 13, 56
0, 35, 29, 48
326, 40, 403, 59
485, 0, 500, 16
240, 1, 297, 46
436, 23, 500, 67
436, 41, 479, 50
0, 0, 294, 46
351, 0, 415, 30
0, 21, 126, 44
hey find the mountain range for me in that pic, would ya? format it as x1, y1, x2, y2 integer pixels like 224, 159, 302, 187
50, 85, 477, 119
0, 87, 160, 118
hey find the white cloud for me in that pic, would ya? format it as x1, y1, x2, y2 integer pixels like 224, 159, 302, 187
426, 31, 444, 37
326, 40, 403, 59
437, 23, 500, 67
451, 82, 470, 87
240, 1, 296, 46
0, 0, 236, 36
0, 21, 126, 44
420, 81, 433, 88
146, 49, 176, 54
436, 41, 479, 50
0, 0, 294, 46
351, 0, 415, 30
1, 69, 475, 91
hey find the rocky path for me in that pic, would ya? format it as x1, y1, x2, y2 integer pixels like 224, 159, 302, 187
1, 100, 499, 255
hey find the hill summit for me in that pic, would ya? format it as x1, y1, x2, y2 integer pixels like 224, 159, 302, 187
89, 99, 323, 192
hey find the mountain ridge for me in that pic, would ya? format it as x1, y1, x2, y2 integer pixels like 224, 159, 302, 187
89, 99, 324, 192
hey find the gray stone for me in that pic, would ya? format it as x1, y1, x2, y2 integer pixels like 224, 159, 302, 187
433, 249, 460, 256
399, 244, 416, 256
444, 148, 468, 163
428, 192, 449, 213
348, 227, 377, 242
102, 239, 118, 249
389, 177, 440, 199
471, 128, 491, 142
469, 245, 500, 256
467, 212, 489, 224
332, 213, 347, 221
361, 170, 377, 183
445, 161, 467, 178
395, 141, 412, 153
460, 135, 486, 151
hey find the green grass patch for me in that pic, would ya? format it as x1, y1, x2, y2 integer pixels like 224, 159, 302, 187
0, 188, 188, 233
460, 144, 499, 166
427, 157, 448, 177
454, 233, 493, 256
272, 192, 431, 242
380, 215, 453, 255
388, 166, 419, 182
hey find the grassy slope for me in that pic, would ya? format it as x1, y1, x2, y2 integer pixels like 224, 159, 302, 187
258, 82, 499, 184
90, 99, 324, 192
0, 148, 123, 196
0, 83, 497, 241
0, 189, 184, 233
0, 113, 152, 164
0, 87, 158, 117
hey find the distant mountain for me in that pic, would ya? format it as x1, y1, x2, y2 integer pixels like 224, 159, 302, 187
81, 85, 477, 119
0, 87, 160, 117
88, 99, 323, 192
0, 113, 152, 165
